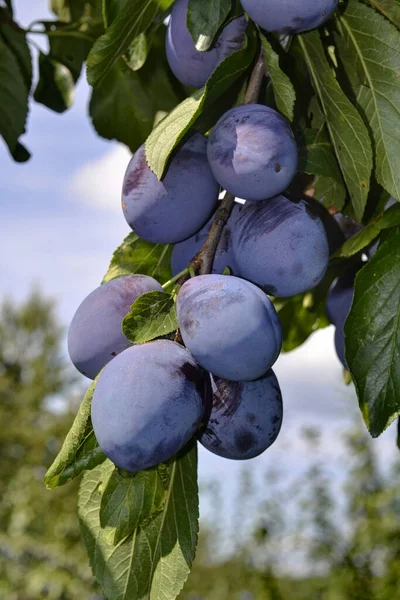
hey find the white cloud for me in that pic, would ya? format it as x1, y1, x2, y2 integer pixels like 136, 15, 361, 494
70, 144, 132, 212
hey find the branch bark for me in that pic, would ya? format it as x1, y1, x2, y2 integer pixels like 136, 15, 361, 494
197, 50, 265, 276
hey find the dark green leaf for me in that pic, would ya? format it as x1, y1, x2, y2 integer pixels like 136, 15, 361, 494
298, 127, 346, 210
89, 30, 183, 152
103, 0, 128, 27
103, 232, 172, 285
146, 24, 257, 179
100, 466, 166, 544
345, 233, 400, 437
298, 31, 372, 221
87, 0, 173, 86
260, 33, 295, 121
337, 1, 400, 203
34, 53, 75, 113
51, 0, 98, 21
45, 378, 106, 489
0, 11, 32, 89
122, 291, 178, 344
334, 203, 400, 258
362, 0, 400, 28
187, 0, 231, 51
48, 31, 94, 83
79, 443, 199, 600
0, 36, 30, 161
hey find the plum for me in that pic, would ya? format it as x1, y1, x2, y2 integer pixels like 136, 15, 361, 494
199, 370, 283, 459
170, 203, 241, 275
231, 195, 329, 297
176, 274, 282, 381
166, 0, 247, 88
306, 198, 345, 255
326, 266, 361, 327
122, 133, 219, 244
207, 104, 298, 201
240, 0, 338, 34
91, 340, 209, 472
326, 266, 363, 367
68, 274, 162, 380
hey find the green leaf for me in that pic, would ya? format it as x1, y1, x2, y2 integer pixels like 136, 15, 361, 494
336, 1, 400, 203
362, 0, 400, 28
100, 466, 166, 545
146, 24, 257, 179
34, 53, 75, 113
0, 10, 32, 90
274, 280, 332, 352
87, 0, 173, 86
334, 202, 400, 258
90, 30, 183, 152
79, 443, 199, 600
345, 232, 400, 437
103, 0, 128, 27
103, 232, 172, 285
298, 31, 372, 222
298, 127, 346, 210
0, 36, 30, 161
122, 291, 178, 344
51, 0, 99, 21
260, 33, 295, 121
124, 32, 148, 71
187, 0, 231, 51
45, 378, 106, 489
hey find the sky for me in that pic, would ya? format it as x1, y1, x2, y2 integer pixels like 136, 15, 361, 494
1, 0, 398, 544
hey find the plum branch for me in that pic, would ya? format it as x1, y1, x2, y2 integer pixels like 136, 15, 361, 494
197, 51, 266, 276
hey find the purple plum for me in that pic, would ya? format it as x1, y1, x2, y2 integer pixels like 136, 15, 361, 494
166, 0, 247, 88
122, 133, 219, 244
207, 104, 298, 201
68, 275, 163, 379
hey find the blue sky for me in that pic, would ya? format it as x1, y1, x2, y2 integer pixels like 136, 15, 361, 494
1, 0, 397, 545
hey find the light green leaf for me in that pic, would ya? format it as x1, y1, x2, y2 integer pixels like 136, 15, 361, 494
298, 127, 346, 210
187, 0, 231, 51
124, 31, 148, 71
103, 232, 172, 285
100, 466, 166, 545
87, 0, 173, 86
260, 33, 295, 121
0, 36, 30, 161
79, 443, 199, 600
34, 53, 75, 113
362, 0, 400, 28
334, 202, 400, 258
45, 378, 106, 489
337, 1, 400, 203
122, 291, 178, 344
298, 31, 372, 221
345, 232, 400, 437
146, 25, 257, 179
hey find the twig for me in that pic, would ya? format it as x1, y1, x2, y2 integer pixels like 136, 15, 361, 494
197, 49, 266, 276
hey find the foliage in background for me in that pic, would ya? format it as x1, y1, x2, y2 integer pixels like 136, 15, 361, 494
0, 291, 97, 599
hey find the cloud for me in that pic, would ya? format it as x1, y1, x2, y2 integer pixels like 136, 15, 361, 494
70, 144, 132, 212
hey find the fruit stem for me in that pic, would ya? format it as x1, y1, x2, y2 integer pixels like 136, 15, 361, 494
198, 50, 266, 276
161, 267, 190, 289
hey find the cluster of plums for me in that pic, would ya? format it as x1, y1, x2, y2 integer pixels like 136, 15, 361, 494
166, 0, 339, 89
67, 0, 343, 473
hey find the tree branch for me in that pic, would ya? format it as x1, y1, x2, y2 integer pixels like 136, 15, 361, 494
197, 50, 266, 276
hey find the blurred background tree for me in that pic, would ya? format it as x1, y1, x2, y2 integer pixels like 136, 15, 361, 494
1, 291, 399, 599
0, 290, 97, 599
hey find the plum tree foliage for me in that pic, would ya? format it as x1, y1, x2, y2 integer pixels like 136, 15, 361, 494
1, 0, 399, 598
